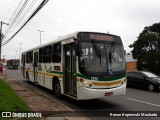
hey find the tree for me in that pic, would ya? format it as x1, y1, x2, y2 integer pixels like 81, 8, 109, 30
129, 23, 160, 74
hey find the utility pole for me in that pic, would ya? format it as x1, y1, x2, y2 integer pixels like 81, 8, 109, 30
0, 21, 9, 62
38, 30, 44, 45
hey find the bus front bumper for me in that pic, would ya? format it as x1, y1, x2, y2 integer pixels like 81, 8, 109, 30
78, 83, 126, 100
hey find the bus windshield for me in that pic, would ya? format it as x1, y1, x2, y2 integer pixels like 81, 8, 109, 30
79, 41, 125, 76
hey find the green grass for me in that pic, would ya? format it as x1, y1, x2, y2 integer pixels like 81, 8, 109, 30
0, 79, 32, 120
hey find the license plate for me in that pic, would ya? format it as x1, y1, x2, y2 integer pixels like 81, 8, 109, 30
105, 92, 113, 96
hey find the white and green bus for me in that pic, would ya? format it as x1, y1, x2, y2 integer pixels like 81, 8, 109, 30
21, 31, 126, 100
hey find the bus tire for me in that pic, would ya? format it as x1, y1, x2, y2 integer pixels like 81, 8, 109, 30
26, 72, 30, 83
54, 79, 61, 98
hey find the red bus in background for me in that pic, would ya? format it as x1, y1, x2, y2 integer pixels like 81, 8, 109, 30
7, 59, 20, 69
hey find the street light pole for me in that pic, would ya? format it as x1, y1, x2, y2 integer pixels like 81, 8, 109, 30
38, 30, 44, 45
0, 21, 9, 62
19, 43, 22, 61
15, 50, 17, 59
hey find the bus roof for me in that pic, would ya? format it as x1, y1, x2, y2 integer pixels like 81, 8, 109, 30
22, 31, 80, 53
22, 31, 120, 53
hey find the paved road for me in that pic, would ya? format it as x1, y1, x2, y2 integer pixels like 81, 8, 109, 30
3, 68, 160, 120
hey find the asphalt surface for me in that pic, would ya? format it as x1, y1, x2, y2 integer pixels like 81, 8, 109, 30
3, 68, 160, 120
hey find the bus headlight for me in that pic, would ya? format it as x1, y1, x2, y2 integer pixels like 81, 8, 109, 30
84, 81, 88, 85
121, 78, 127, 85
82, 80, 92, 88
124, 78, 127, 83
79, 78, 92, 88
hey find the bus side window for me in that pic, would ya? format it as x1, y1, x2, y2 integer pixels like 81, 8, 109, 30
52, 43, 61, 63
43, 45, 52, 63
39, 48, 43, 63
26, 51, 33, 63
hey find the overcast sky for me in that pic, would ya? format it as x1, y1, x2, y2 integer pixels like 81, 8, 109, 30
0, 0, 160, 59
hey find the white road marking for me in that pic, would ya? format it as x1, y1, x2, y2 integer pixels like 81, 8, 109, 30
127, 97, 160, 107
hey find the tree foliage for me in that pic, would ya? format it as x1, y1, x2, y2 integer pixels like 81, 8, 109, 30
129, 23, 160, 74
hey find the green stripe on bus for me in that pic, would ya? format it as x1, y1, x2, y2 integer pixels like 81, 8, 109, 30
75, 73, 126, 81
50, 71, 63, 74
50, 71, 125, 81
98, 74, 126, 81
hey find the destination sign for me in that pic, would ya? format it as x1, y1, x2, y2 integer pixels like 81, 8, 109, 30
89, 34, 113, 41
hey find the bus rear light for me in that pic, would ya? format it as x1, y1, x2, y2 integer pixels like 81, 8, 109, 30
80, 79, 83, 82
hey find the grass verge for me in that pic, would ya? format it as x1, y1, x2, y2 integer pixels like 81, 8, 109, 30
0, 79, 32, 120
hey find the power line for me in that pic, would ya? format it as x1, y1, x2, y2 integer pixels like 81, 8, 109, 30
4, 0, 30, 36
3, 0, 45, 40
11, 0, 38, 32
4, 0, 16, 21
4, 0, 40, 39
9, 0, 30, 27
2, 0, 49, 46
8, 0, 24, 24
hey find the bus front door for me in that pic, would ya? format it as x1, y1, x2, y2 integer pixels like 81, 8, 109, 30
64, 44, 77, 97
33, 52, 38, 83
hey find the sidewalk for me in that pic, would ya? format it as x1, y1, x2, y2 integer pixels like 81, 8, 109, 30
0, 75, 90, 120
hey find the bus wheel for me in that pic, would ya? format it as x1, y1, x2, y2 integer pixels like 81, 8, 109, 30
54, 79, 61, 98
26, 72, 30, 83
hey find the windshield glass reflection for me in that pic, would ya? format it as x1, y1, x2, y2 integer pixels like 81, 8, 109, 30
79, 42, 125, 76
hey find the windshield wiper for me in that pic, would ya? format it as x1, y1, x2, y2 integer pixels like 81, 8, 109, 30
109, 42, 115, 64
91, 39, 101, 65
